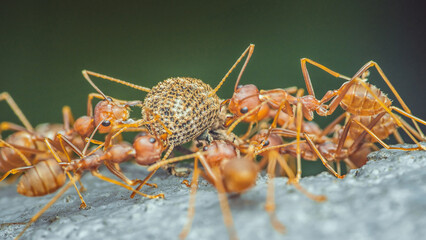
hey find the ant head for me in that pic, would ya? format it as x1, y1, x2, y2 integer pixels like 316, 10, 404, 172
228, 84, 269, 122
133, 133, 164, 165
74, 116, 95, 137
250, 129, 283, 156
222, 157, 258, 193
93, 99, 130, 133
202, 140, 238, 167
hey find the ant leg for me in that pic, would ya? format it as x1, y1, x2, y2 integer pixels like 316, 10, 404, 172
264, 154, 286, 233
343, 158, 358, 170
319, 112, 347, 138
103, 162, 157, 189
240, 122, 254, 140
351, 119, 423, 151
348, 112, 387, 154
200, 159, 237, 240
303, 133, 345, 179
131, 146, 180, 198
393, 130, 404, 144
0, 92, 33, 132
255, 140, 306, 156
0, 165, 33, 182
179, 158, 201, 239
130, 170, 159, 199
181, 180, 191, 188
214, 173, 238, 240
398, 117, 423, 142
274, 152, 326, 202
389, 106, 426, 125
254, 100, 294, 153
357, 61, 425, 139
56, 134, 86, 192
91, 170, 164, 199
0, 139, 32, 167
0, 122, 29, 135
148, 152, 203, 172
295, 101, 303, 180
82, 70, 151, 94
162, 145, 174, 161
210, 44, 255, 97
62, 106, 75, 133
15, 178, 75, 240
300, 58, 351, 98
333, 116, 353, 158
113, 115, 172, 136
44, 139, 87, 208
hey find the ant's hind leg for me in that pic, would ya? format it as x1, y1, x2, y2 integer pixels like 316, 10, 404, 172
275, 152, 326, 202
15, 180, 75, 240
303, 133, 346, 179
179, 159, 201, 239
103, 162, 158, 189
264, 155, 286, 234
45, 139, 87, 208
351, 119, 424, 151
91, 170, 164, 199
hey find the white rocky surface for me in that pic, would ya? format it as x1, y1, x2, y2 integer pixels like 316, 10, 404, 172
0, 144, 425, 240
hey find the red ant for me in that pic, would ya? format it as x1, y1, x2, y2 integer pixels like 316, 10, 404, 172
1, 124, 164, 239
224, 55, 426, 180
147, 137, 325, 240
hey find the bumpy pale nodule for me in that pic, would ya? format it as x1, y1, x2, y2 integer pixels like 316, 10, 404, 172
142, 77, 221, 146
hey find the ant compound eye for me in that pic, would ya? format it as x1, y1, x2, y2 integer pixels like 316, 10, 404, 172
102, 120, 111, 127
240, 107, 249, 114
237, 85, 243, 89
263, 140, 270, 147
149, 137, 156, 143
203, 146, 208, 151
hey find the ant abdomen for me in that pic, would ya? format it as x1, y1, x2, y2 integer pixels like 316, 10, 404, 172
0, 131, 37, 172
17, 159, 66, 197
222, 157, 258, 193
349, 113, 395, 142
341, 82, 392, 116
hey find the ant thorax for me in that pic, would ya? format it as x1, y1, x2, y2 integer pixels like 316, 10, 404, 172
142, 77, 221, 146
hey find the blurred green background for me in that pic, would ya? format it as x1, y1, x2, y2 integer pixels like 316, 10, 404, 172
1, 1, 425, 175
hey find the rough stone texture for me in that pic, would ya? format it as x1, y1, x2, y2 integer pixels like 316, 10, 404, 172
0, 143, 425, 240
